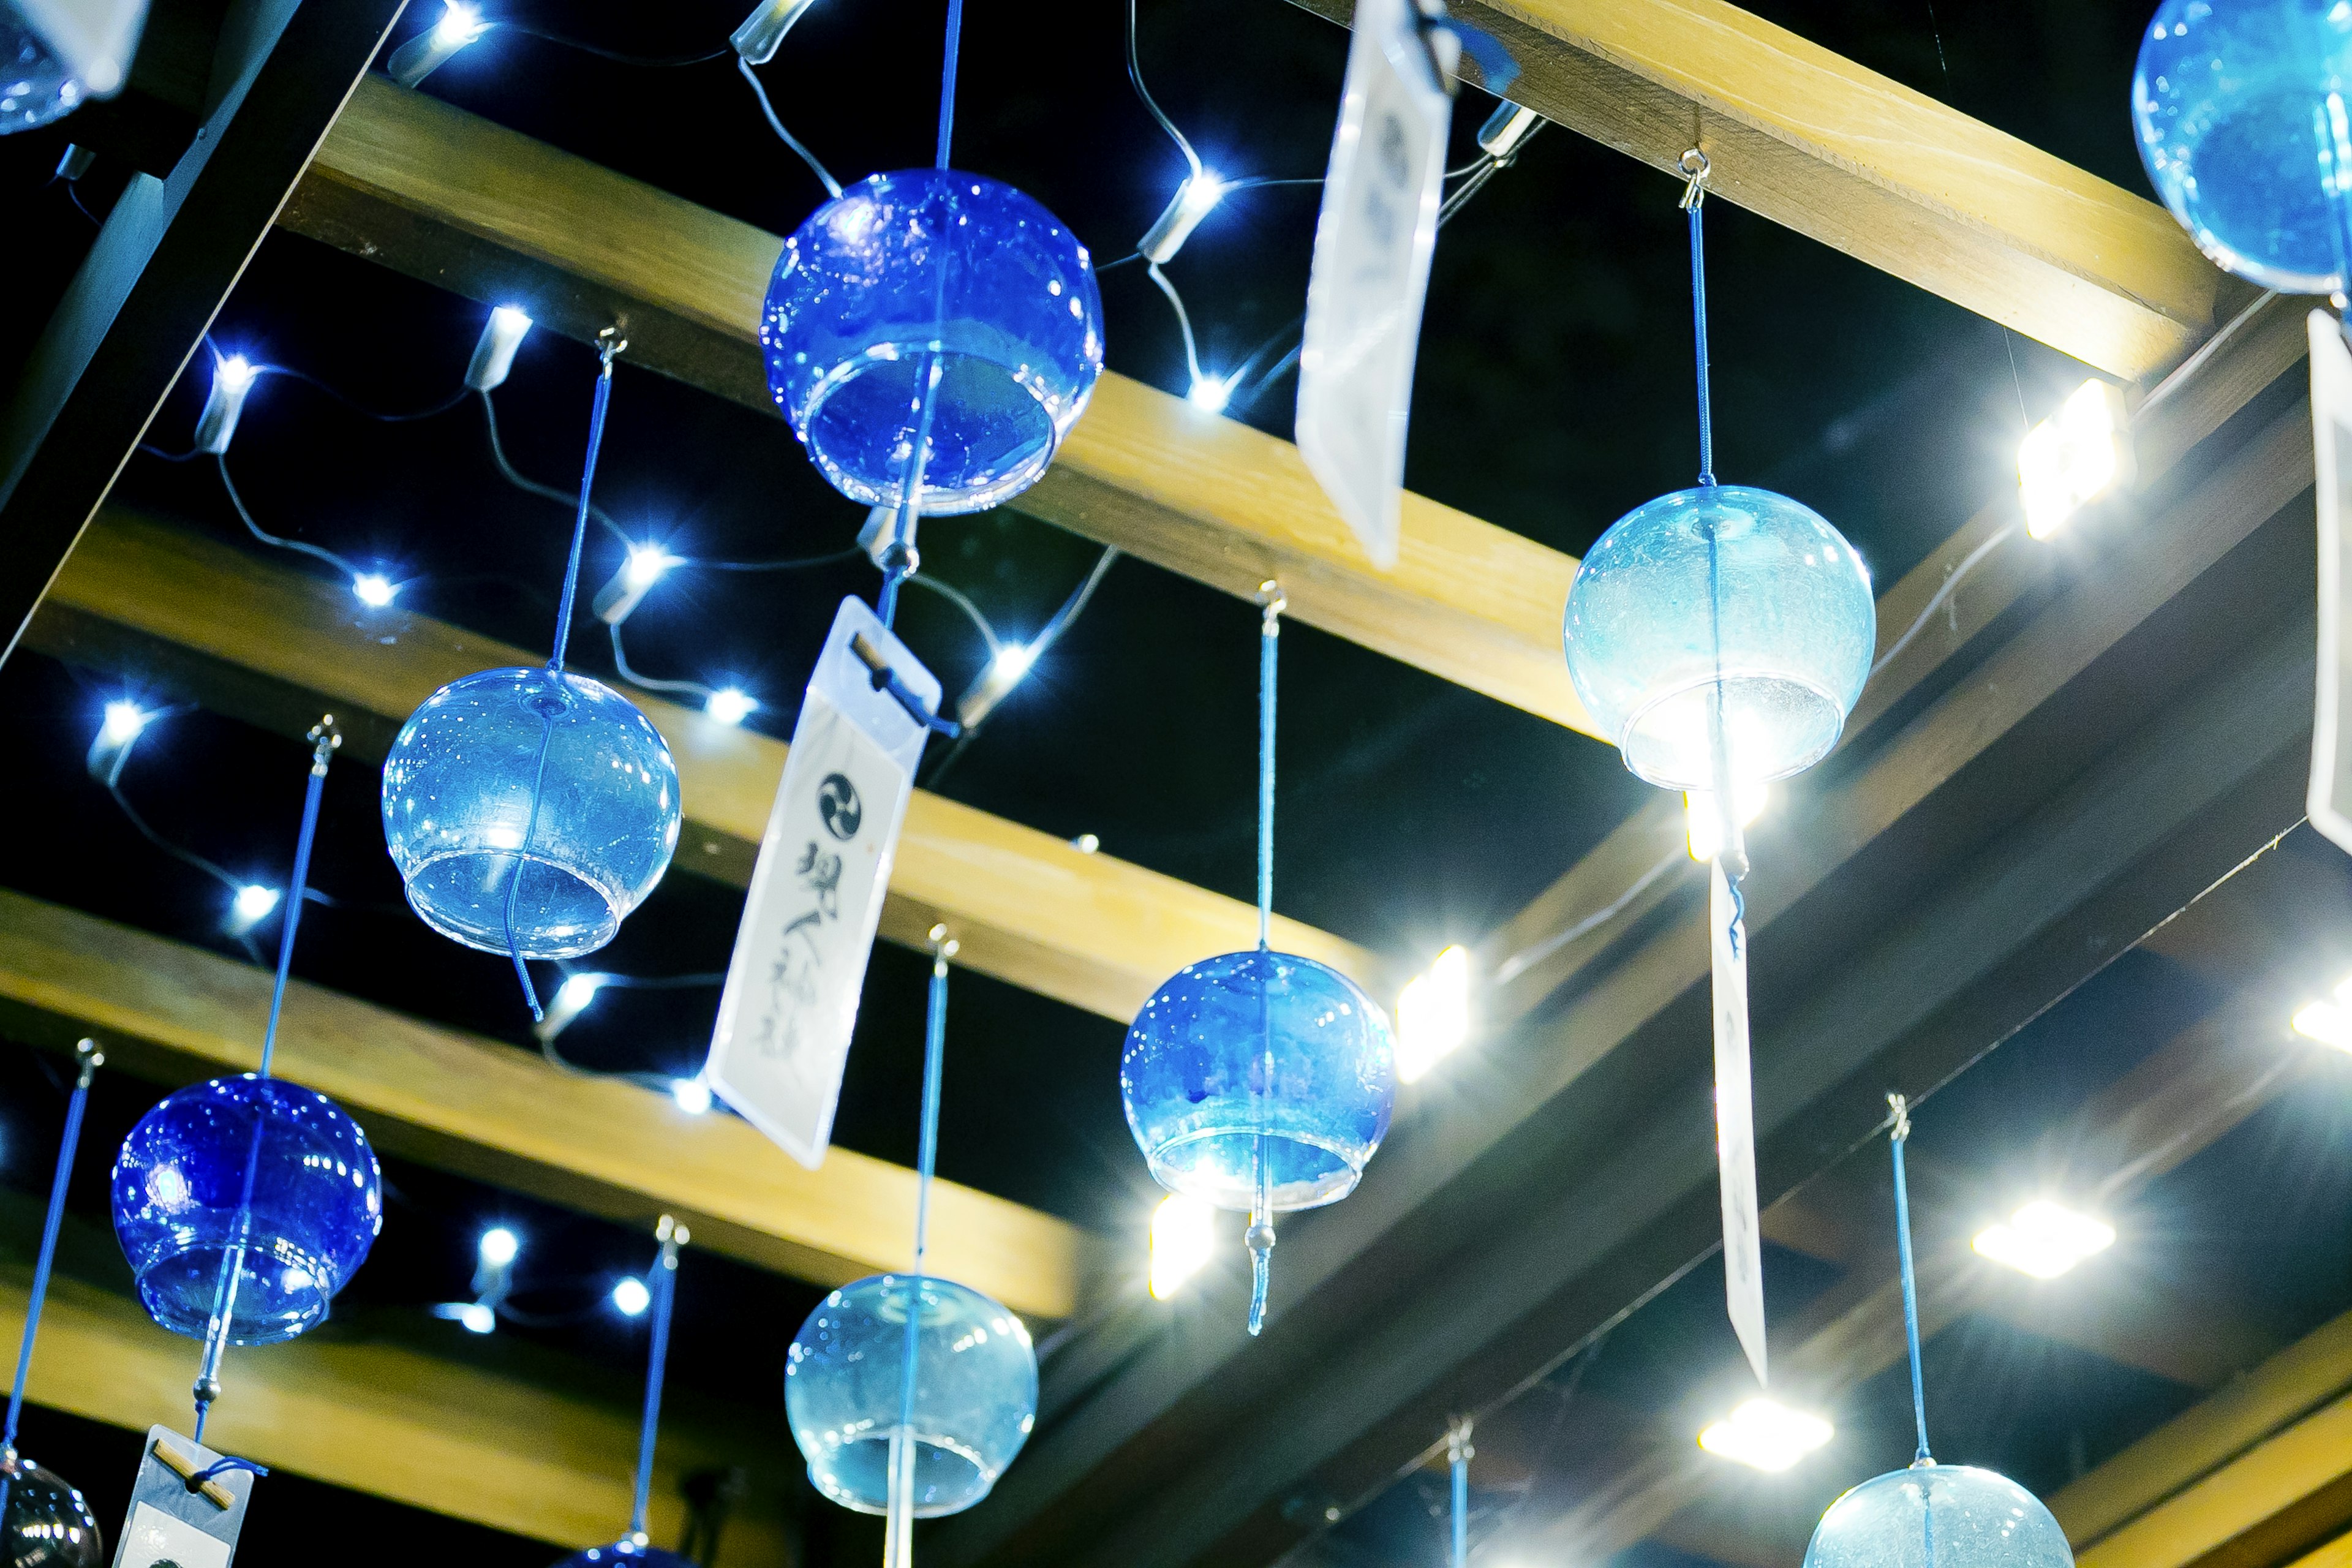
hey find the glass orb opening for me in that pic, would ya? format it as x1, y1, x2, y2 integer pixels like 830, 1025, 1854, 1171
381, 666, 680, 960
785, 1274, 1038, 1518
1563, 484, 1875, 791
2133, 0, 2352, 294
1, 18, 81, 135
551, 1542, 696, 1568
1121, 951, 1396, 1214
110, 1076, 382, 1345
1, 1460, 102, 1568
761, 168, 1104, 516
1803, 1463, 2075, 1568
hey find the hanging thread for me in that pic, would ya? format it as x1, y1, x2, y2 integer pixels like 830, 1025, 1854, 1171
886, 929, 957, 1568
1680, 149, 1716, 489
1447, 1419, 1473, 1568
1888, 1093, 1933, 1466
1245, 583, 1284, 1338
0, 1039, 102, 1518
630, 1216, 687, 1543
936, 0, 965, 170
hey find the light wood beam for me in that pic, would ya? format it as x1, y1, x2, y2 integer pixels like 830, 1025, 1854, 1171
1288, 0, 2244, 382
0, 886, 1099, 1319
270, 75, 1596, 736
25, 508, 1380, 1025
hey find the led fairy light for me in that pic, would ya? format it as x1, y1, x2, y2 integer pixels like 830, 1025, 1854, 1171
386, 0, 490, 88
466, 305, 533, 393
194, 354, 258, 454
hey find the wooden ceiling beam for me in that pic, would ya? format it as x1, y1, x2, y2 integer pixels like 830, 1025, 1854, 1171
0, 886, 1100, 1320
25, 508, 1381, 1025
1287, 0, 2244, 383
274, 75, 1596, 736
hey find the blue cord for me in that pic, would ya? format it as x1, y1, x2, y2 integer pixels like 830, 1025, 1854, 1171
1256, 594, 1279, 951
1688, 198, 1716, 489
549, 340, 619, 674
258, 737, 330, 1079
189, 1457, 269, 1485
936, 0, 964, 169
1450, 1436, 1469, 1568
1890, 1096, 1932, 1465
629, 1227, 682, 1539
2, 1044, 99, 1501
889, 949, 951, 1553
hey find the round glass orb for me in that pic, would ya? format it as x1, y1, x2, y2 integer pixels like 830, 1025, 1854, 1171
0, 18, 81, 135
382, 666, 680, 960
1563, 484, 1874, 791
1121, 951, 1396, 1213
2133, 0, 2352, 294
785, 1274, 1038, 1517
761, 167, 1105, 516
549, 1541, 694, 1568
1, 1460, 102, 1568
111, 1076, 382, 1345
1803, 1463, 2075, 1568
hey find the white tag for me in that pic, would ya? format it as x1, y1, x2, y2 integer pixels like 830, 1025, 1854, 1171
1711, 858, 1766, 1385
119, 1503, 231, 1568
1294, 0, 1452, 572
14, 0, 149, 95
113, 1428, 255, 1568
707, 598, 938, 1169
2309, 309, 2352, 858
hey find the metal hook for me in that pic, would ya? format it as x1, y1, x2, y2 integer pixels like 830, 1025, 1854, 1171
1678, 148, 1711, 210
1887, 1090, 1911, 1142
1258, 578, 1286, 632
596, 324, 629, 368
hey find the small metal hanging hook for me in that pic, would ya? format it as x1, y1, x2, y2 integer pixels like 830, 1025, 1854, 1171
1445, 1416, 1475, 1464
72, 1036, 102, 1089
306, 714, 341, 774
1887, 1090, 1911, 1142
1678, 148, 1711, 211
1258, 578, 1286, 631
927, 922, 960, 962
596, 324, 629, 368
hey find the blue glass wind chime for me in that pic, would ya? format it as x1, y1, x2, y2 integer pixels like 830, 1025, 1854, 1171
380, 329, 682, 1019
110, 720, 384, 1445
785, 933, 1039, 1566
1120, 586, 1398, 1336
1562, 150, 1875, 1384
1800, 1098, 2073, 1568
551, 1216, 694, 1568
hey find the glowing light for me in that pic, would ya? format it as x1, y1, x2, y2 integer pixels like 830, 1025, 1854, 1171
2019, 379, 2133, 540
1973, 1200, 2116, 1279
1180, 172, 1228, 220
1684, 778, 1771, 862
672, 1076, 713, 1115
1187, 373, 1234, 413
707, 688, 758, 725
458, 1301, 496, 1334
99, 701, 149, 747
432, 0, 487, 46
488, 304, 532, 340
993, 644, 1035, 682
1139, 170, 1234, 263
226, 883, 282, 937
352, 573, 398, 608
1395, 944, 1472, 1083
556, 974, 605, 1014
612, 1275, 652, 1316
1697, 1398, 1835, 1472
477, 1226, 519, 1268
2294, 976, 2352, 1051
216, 355, 258, 396
1148, 1194, 1216, 1300
466, 306, 535, 392
624, 543, 679, 590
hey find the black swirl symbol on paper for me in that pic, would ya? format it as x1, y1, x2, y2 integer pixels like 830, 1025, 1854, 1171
817, 772, 863, 841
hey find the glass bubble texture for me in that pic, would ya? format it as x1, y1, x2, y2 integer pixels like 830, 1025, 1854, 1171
1803, 1464, 2075, 1568
0, 1461, 102, 1568
382, 666, 680, 960
761, 168, 1104, 516
1564, 484, 1874, 792
785, 1274, 1038, 1518
551, 1542, 695, 1568
111, 1075, 382, 1345
2134, 0, 2352, 293
0, 12, 79, 134
1121, 950, 1396, 1214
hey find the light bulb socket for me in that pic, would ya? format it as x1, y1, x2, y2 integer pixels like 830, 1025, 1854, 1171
1139, 175, 1218, 265
465, 307, 533, 391
193, 365, 254, 454
593, 560, 654, 625
54, 143, 95, 182
1476, 101, 1544, 162
731, 0, 821, 64
956, 655, 1028, 729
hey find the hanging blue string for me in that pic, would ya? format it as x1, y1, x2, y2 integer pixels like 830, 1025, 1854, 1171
1245, 587, 1283, 1337
936, 0, 964, 170
1447, 1421, 1472, 1568
0, 1039, 100, 1520
1681, 151, 1716, 489
886, 938, 953, 1566
629, 1220, 684, 1541
1888, 1093, 1932, 1466
258, 729, 331, 1079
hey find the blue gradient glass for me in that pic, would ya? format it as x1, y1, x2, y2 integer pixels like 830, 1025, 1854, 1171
1, 1460, 101, 1568
550, 1544, 693, 1568
785, 1274, 1038, 1517
1804, 1464, 2075, 1568
1563, 484, 1875, 791
761, 168, 1105, 515
382, 666, 681, 960
2134, 0, 2352, 293
1120, 951, 1396, 1213
0, 12, 80, 134
110, 1076, 382, 1345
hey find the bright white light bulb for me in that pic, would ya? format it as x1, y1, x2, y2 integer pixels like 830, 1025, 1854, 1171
1684, 778, 1770, 863
1187, 374, 1234, 413
352, 573, 398, 608
467, 306, 534, 391
2297, 997, 2352, 1052
433, 0, 486, 45
216, 356, 258, 395
1973, 1199, 2116, 1278
477, 1226, 520, 1267
624, 543, 676, 591
1139, 170, 1232, 263
1697, 1398, 1834, 1471
99, 701, 149, 747
1395, 945, 1472, 1083
1149, 1194, 1216, 1300
233, 884, 281, 922
2018, 379, 2133, 541
672, 1077, 713, 1115
612, 1276, 652, 1316
1181, 172, 1227, 220
458, 1301, 496, 1334
554, 973, 605, 1014
707, 688, 757, 726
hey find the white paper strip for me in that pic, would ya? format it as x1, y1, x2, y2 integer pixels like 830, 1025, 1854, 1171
2309, 309, 2352, 858
707, 597, 939, 1168
1294, 0, 1453, 572
1711, 856, 1766, 1385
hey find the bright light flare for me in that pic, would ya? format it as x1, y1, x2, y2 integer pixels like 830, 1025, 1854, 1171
1187, 373, 1234, 413
1697, 1398, 1834, 1471
433, 0, 488, 45
478, 1226, 520, 1268
1395, 945, 1472, 1083
624, 543, 680, 590
1148, 1194, 1216, 1300
2293, 976, 2352, 1051
352, 573, 398, 608
99, 701, 149, 747
1178, 171, 1228, 221
215, 355, 258, 396
1972, 1200, 2116, 1279
672, 1076, 713, 1115
612, 1276, 652, 1316
1684, 778, 1770, 863
225, 884, 282, 937
706, 688, 757, 725
2018, 379, 2132, 541
458, 1301, 495, 1334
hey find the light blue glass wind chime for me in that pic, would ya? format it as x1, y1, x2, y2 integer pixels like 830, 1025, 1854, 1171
110, 720, 385, 1444
786, 933, 1039, 1566
1121, 586, 1399, 1336
551, 1216, 695, 1568
380, 329, 682, 1020
1562, 151, 1874, 1383
1800, 1098, 2073, 1568
0, 1038, 105, 1568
